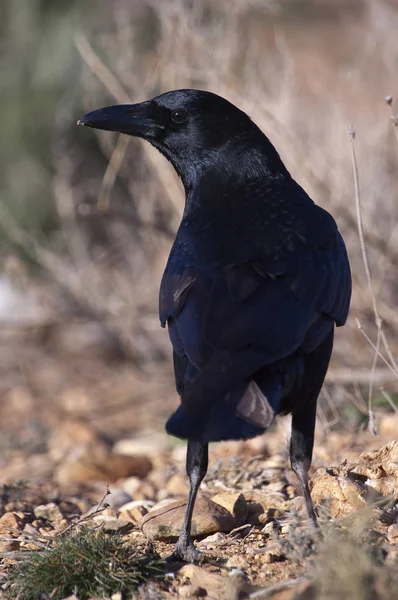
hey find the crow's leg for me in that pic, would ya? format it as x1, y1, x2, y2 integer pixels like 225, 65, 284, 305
289, 329, 334, 529
290, 400, 318, 528
168, 440, 208, 562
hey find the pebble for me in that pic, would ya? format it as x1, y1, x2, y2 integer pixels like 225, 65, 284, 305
211, 492, 248, 526
33, 503, 64, 523
141, 495, 235, 540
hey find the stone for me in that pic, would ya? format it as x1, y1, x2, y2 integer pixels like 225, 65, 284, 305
48, 419, 110, 463
241, 489, 286, 525
106, 488, 132, 509
119, 499, 155, 512
56, 452, 152, 487
103, 453, 153, 479
225, 555, 249, 570
122, 477, 156, 500
310, 468, 366, 518
141, 495, 235, 540
119, 503, 150, 524
243, 490, 286, 512
212, 492, 248, 526
387, 524, 398, 542
180, 564, 252, 600
91, 513, 133, 532
0, 512, 26, 552
92, 514, 118, 523
113, 434, 168, 456
179, 583, 207, 598
197, 532, 227, 549
261, 545, 286, 564
166, 474, 189, 495
261, 520, 280, 538
100, 519, 134, 533
33, 503, 64, 523
349, 440, 398, 496
280, 495, 307, 518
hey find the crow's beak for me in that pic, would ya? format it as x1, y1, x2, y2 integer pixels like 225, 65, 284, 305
77, 102, 163, 138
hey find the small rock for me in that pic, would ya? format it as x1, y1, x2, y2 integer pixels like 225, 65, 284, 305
141, 495, 235, 540
197, 532, 227, 549
122, 477, 156, 500
243, 490, 286, 512
91, 513, 133, 532
119, 499, 155, 512
92, 515, 118, 523
101, 519, 134, 533
166, 474, 189, 495
56, 452, 152, 487
349, 440, 398, 496
261, 546, 286, 564
261, 520, 280, 538
48, 419, 110, 463
23, 523, 38, 535
148, 497, 178, 511
157, 488, 172, 501
280, 495, 307, 518
106, 489, 132, 509
0, 512, 28, 530
104, 453, 153, 479
280, 522, 291, 535
387, 524, 398, 542
179, 584, 206, 598
180, 564, 251, 600
212, 492, 248, 526
0, 512, 25, 552
310, 468, 366, 518
34, 503, 64, 523
87, 505, 116, 518
113, 434, 168, 456
225, 555, 249, 570
119, 505, 149, 524
38, 526, 54, 535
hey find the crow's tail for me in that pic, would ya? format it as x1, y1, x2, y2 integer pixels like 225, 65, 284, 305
166, 373, 282, 443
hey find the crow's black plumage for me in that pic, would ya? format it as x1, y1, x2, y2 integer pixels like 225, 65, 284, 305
78, 89, 351, 562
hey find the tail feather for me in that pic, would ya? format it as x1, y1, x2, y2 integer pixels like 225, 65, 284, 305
165, 403, 265, 443
166, 374, 282, 443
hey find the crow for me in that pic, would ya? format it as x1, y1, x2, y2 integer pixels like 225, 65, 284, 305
78, 89, 351, 562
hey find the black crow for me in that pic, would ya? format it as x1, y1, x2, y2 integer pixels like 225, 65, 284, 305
78, 89, 351, 562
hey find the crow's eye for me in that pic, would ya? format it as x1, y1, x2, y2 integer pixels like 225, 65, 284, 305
171, 109, 188, 124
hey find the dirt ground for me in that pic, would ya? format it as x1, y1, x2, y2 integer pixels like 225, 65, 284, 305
0, 332, 397, 599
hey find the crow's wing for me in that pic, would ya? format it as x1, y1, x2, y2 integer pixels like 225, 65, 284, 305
160, 203, 351, 421
160, 232, 350, 362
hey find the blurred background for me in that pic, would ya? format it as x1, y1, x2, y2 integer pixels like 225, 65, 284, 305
1, 0, 398, 487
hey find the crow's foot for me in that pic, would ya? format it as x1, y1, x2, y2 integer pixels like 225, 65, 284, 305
165, 540, 200, 563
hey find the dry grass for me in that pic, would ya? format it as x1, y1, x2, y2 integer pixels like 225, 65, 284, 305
6, 526, 165, 600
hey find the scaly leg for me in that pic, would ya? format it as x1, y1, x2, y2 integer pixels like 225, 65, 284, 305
168, 440, 208, 562
290, 401, 318, 528
289, 328, 334, 528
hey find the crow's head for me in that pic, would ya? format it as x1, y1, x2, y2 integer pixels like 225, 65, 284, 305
78, 89, 288, 188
